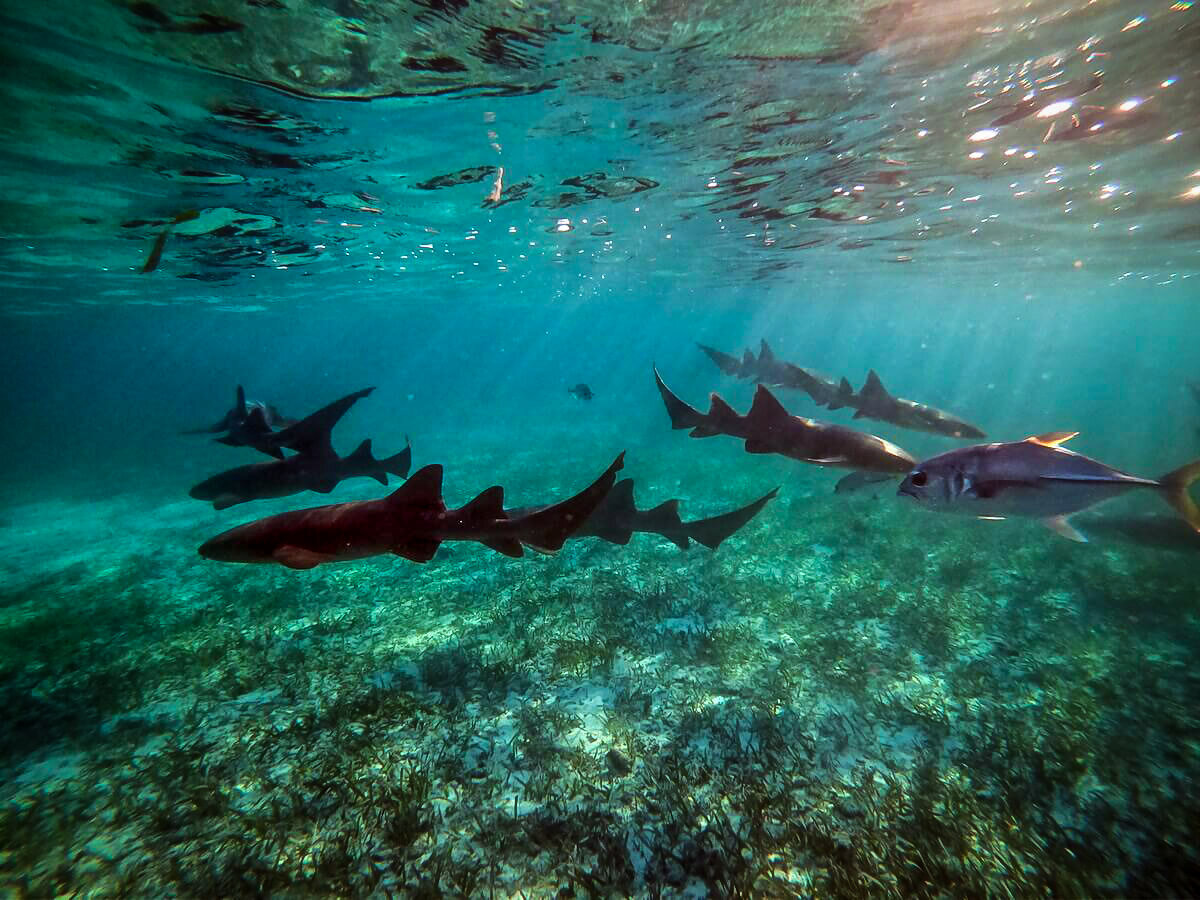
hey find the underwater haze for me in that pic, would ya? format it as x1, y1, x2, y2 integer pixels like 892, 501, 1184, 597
1, 0, 1199, 895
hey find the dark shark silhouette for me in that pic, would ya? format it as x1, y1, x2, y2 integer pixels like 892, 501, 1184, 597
217, 387, 374, 459
698, 340, 985, 439
509, 478, 778, 550
181, 385, 297, 442
198, 454, 625, 569
190, 438, 413, 510
654, 367, 916, 474
833, 370, 986, 439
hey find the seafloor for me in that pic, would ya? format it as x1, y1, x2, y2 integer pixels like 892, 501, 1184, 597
1, 429, 1198, 897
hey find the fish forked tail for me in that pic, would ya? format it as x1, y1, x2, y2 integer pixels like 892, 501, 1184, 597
686, 487, 778, 550
500, 453, 626, 556
1159, 459, 1200, 532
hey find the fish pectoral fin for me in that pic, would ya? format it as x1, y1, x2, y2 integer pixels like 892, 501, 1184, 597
1026, 431, 1079, 448
1043, 515, 1088, 543
481, 537, 525, 558
273, 546, 333, 569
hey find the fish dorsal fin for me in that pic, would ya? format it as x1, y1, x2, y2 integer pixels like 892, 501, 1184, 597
1026, 431, 1079, 448
759, 340, 775, 363
747, 384, 789, 425
387, 464, 444, 512
460, 485, 507, 524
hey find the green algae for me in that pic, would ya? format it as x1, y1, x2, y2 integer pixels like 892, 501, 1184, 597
1, 460, 1199, 897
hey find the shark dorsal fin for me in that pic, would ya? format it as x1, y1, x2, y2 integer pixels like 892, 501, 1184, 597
387, 464, 444, 511
236, 385, 247, 415
759, 340, 775, 364
459, 485, 506, 524
1026, 431, 1079, 448
747, 384, 789, 424
708, 393, 738, 421
602, 479, 637, 516
861, 370, 886, 396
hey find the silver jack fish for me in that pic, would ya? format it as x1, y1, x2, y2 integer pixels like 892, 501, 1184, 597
897, 432, 1200, 542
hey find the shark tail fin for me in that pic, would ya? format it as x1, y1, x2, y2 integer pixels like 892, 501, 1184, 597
511, 453, 625, 553
346, 439, 387, 485
697, 343, 740, 377
273, 387, 375, 456
654, 368, 707, 433
383, 438, 412, 480
686, 488, 779, 550
1159, 459, 1200, 532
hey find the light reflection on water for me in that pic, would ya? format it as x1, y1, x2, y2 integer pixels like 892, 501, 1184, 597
0, 0, 1195, 308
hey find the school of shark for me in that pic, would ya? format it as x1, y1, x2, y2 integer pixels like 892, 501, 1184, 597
189, 339, 1200, 571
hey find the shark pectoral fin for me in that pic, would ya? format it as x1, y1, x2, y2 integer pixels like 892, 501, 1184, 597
1026, 431, 1079, 448
1043, 515, 1088, 542
481, 537, 525, 557
213, 495, 242, 511
393, 538, 441, 562
273, 546, 332, 569
688, 425, 720, 437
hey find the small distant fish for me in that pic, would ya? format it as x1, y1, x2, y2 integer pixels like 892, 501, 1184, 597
568, 383, 595, 402
898, 432, 1200, 542
141, 209, 200, 274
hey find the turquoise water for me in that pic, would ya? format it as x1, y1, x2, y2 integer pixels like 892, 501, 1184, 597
1, 2, 1199, 895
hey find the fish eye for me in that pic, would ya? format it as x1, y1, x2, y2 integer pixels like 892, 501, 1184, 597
910, 471, 928, 487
